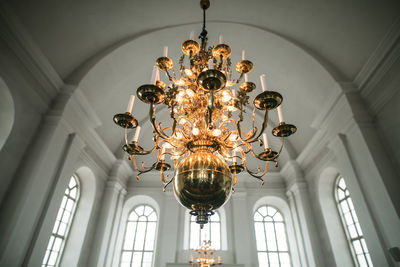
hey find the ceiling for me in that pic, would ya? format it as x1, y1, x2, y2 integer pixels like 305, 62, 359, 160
6, 0, 400, 168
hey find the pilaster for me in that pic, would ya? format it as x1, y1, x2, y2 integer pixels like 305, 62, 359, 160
283, 161, 324, 267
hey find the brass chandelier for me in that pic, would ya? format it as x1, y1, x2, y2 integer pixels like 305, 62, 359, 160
113, 0, 296, 226
190, 241, 221, 267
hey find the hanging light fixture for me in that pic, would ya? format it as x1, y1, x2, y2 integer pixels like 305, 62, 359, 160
113, 0, 296, 227
190, 241, 221, 267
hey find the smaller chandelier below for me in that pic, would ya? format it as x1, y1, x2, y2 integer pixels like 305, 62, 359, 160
190, 241, 221, 267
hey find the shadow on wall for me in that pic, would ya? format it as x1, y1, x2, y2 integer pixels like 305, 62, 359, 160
0, 77, 14, 150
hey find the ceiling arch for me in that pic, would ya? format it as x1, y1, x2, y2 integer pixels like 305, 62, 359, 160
77, 22, 339, 168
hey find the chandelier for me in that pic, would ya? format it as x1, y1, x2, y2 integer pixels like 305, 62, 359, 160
113, 0, 296, 226
190, 241, 221, 267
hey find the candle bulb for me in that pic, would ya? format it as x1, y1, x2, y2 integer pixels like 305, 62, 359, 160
262, 133, 269, 149
260, 74, 267, 92
133, 126, 141, 142
150, 65, 158, 84
233, 150, 237, 164
208, 59, 213, 70
163, 46, 168, 57
218, 256, 221, 264
189, 31, 194, 39
242, 50, 245, 60
245, 73, 248, 82
126, 95, 135, 113
277, 106, 284, 123
218, 34, 223, 43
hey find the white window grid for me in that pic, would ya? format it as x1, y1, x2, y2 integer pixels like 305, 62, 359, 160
42, 175, 80, 267
189, 212, 221, 250
335, 176, 374, 267
254, 205, 291, 267
120, 205, 158, 267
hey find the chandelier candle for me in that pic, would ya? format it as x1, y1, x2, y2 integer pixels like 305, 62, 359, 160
163, 46, 168, 57
260, 74, 267, 92
262, 133, 269, 149
113, 0, 297, 227
133, 126, 141, 142
277, 106, 284, 123
126, 95, 135, 113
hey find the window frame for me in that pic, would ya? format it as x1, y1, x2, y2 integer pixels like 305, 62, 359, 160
188, 211, 221, 250
42, 175, 80, 267
120, 204, 158, 267
254, 205, 292, 267
335, 176, 374, 267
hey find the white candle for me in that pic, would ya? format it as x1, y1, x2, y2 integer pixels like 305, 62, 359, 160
233, 150, 237, 164
260, 74, 267, 92
277, 106, 284, 123
163, 46, 168, 57
262, 133, 269, 149
155, 67, 160, 82
245, 74, 248, 82
242, 50, 245, 60
126, 95, 135, 113
150, 66, 158, 84
218, 34, 223, 43
133, 126, 141, 142
208, 59, 213, 70
189, 31, 194, 39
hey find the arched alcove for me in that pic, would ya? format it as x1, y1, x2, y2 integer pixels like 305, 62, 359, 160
317, 166, 354, 267
0, 77, 15, 150
59, 165, 97, 267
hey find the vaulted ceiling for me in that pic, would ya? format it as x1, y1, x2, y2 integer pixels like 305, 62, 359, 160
7, 0, 400, 168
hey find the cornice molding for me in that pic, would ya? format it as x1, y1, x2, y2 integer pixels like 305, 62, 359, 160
0, 2, 63, 104
354, 17, 400, 114
354, 17, 400, 95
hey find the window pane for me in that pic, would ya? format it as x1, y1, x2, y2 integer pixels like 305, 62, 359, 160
258, 252, 268, 266
275, 223, 288, 251
123, 222, 137, 250
134, 221, 146, 250
190, 222, 200, 249
144, 222, 156, 250
42, 176, 80, 267
336, 176, 373, 267
255, 222, 266, 251
265, 222, 277, 251
132, 252, 142, 267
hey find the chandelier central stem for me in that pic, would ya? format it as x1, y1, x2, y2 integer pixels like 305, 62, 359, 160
199, 0, 210, 48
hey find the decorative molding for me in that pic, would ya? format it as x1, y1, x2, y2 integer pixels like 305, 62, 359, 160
354, 17, 400, 96
354, 17, 400, 114
0, 2, 63, 104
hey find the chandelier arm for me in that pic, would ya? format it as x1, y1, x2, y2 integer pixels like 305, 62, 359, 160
149, 103, 170, 140
239, 109, 269, 144
235, 120, 258, 142
162, 176, 174, 192
242, 152, 267, 184
130, 155, 158, 179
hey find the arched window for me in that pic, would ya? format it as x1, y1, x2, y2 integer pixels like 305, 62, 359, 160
120, 205, 158, 267
335, 176, 373, 267
42, 175, 80, 267
254, 205, 291, 267
189, 212, 221, 250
